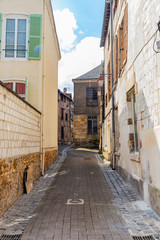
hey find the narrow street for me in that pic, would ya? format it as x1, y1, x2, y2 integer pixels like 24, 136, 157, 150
0, 147, 160, 240
22, 147, 131, 240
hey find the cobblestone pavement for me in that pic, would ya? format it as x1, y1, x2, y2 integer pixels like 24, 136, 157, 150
0, 146, 70, 236
96, 154, 160, 239
21, 148, 132, 240
0, 148, 160, 240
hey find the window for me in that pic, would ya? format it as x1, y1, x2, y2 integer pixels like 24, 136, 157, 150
113, 0, 118, 15
61, 108, 64, 120
107, 60, 112, 101
5, 18, 27, 58
3, 81, 26, 99
118, 4, 128, 75
113, 36, 118, 83
86, 88, 98, 106
127, 88, 138, 153
108, 32, 110, 50
61, 126, 64, 139
87, 116, 97, 135
0, 14, 42, 60
65, 113, 68, 121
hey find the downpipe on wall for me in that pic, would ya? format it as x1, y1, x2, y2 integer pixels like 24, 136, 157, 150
41, 0, 46, 175
109, 0, 116, 170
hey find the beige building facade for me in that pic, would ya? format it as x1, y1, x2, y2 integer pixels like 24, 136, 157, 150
0, 0, 61, 174
101, 0, 160, 215
0, 0, 60, 216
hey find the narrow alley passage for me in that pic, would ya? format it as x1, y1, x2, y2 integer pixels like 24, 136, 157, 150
0, 147, 160, 240
22, 148, 131, 240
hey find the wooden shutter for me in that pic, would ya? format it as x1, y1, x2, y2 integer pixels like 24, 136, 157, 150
113, 37, 117, 83
28, 14, 42, 60
123, 4, 128, 66
0, 14, 2, 57
118, 27, 121, 77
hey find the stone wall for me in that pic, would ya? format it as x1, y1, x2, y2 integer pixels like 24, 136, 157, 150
0, 82, 41, 217
73, 115, 100, 147
102, 0, 160, 214
44, 148, 57, 172
74, 82, 100, 115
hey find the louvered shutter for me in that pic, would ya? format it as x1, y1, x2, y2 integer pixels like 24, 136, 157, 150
113, 37, 117, 83
0, 14, 2, 57
28, 14, 42, 60
123, 4, 128, 66
118, 27, 121, 77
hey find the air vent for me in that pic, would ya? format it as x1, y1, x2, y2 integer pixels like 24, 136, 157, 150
132, 235, 155, 240
0, 235, 22, 240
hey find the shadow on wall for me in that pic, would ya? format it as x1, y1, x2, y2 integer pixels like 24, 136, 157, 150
116, 88, 160, 216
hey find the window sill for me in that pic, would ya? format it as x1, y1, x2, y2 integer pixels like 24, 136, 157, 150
130, 152, 140, 162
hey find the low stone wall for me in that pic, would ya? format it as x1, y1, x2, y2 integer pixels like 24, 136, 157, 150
0, 82, 41, 217
0, 152, 41, 217
116, 165, 144, 199
44, 148, 58, 172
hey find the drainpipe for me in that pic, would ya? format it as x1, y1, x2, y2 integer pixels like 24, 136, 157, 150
41, 0, 46, 175
110, 0, 116, 169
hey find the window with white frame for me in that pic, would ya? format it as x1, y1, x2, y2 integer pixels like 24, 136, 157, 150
3, 16, 28, 59
0, 13, 42, 60
2, 79, 26, 100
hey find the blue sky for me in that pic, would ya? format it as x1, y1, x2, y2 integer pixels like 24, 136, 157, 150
52, 0, 105, 43
51, 0, 104, 91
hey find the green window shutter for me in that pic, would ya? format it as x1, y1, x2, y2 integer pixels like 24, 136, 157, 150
0, 13, 2, 57
28, 14, 42, 60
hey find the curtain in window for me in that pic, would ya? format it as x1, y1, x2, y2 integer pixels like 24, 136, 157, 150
4, 82, 13, 90
16, 83, 25, 94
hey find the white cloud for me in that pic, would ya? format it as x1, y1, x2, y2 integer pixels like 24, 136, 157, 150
53, 8, 103, 92
79, 30, 84, 34
58, 37, 103, 90
54, 9, 78, 51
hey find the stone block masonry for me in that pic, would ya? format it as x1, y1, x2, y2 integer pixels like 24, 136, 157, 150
0, 82, 41, 217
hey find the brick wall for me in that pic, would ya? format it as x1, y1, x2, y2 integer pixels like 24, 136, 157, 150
0, 82, 41, 217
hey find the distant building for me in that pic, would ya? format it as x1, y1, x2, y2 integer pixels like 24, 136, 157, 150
58, 89, 73, 144
72, 65, 102, 148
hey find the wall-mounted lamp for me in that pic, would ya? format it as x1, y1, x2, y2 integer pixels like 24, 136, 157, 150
153, 20, 160, 53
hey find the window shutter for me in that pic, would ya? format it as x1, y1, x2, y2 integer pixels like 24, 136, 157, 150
0, 13, 2, 57
28, 14, 42, 60
123, 4, 128, 66
118, 27, 121, 77
113, 37, 117, 83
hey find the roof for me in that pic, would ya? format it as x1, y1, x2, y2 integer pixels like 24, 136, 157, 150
100, 2, 110, 47
58, 89, 73, 101
72, 64, 102, 81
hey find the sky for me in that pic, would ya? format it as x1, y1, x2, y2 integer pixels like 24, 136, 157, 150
51, 0, 105, 93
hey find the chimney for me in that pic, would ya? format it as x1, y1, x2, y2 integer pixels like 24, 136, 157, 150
63, 88, 67, 93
